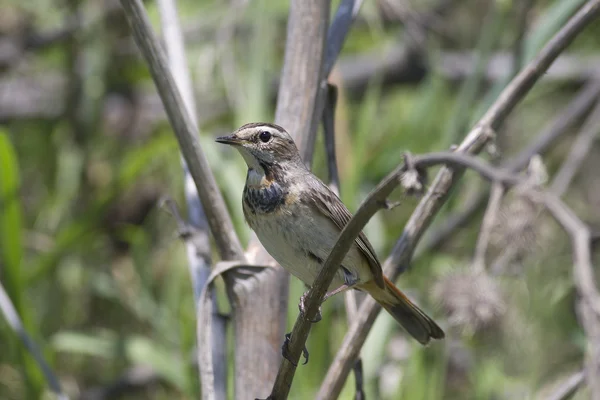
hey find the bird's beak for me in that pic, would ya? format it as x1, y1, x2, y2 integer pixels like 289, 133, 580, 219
215, 134, 243, 146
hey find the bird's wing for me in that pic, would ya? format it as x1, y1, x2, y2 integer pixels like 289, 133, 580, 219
305, 175, 385, 288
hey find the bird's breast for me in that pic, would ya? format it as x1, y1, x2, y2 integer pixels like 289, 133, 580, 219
243, 181, 287, 215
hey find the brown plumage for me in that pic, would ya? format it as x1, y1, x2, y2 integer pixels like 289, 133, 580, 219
216, 122, 444, 345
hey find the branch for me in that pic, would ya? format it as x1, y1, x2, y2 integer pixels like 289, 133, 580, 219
544, 370, 585, 400
472, 183, 504, 270
0, 280, 68, 400
416, 79, 600, 257
118, 0, 244, 261
550, 99, 600, 195
322, 84, 341, 197
273, 0, 331, 163
504, 80, 600, 171
323, 0, 364, 75
316, 2, 600, 397
322, 81, 365, 399
154, 0, 226, 398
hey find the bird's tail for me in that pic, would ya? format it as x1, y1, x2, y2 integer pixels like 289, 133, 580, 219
361, 276, 444, 345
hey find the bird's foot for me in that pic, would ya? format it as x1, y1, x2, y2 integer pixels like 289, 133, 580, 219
298, 291, 322, 323
281, 332, 309, 366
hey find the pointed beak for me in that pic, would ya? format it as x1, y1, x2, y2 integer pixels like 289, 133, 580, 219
215, 134, 243, 146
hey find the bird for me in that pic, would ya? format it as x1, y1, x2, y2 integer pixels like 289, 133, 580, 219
216, 122, 444, 345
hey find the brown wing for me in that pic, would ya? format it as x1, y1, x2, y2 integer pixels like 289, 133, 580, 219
305, 175, 385, 288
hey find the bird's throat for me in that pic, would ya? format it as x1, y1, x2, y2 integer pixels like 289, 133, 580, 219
246, 167, 271, 188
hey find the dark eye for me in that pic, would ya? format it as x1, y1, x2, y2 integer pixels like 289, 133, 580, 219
259, 131, 272, 143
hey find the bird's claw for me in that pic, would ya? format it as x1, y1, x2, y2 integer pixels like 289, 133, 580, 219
299, 291, 322, 323
281, 332, 309, 366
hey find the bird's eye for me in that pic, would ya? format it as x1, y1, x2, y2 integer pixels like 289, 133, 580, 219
259, 131, 272, 143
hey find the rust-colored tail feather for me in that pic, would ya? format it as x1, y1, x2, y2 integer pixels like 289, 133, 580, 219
362, 276, 444, 345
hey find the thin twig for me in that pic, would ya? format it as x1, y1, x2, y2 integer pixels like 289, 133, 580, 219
544, 370, 585, 400
323, 0, 364, 75
504, 80, 600, 171
322, 81, 363, 398
302, 0, 364, 165
577, 301, 600, 400
323, 84, 341, 198
551, 99, 600, 195
119, 0, 244, 261
472, 183, 504, 271
316, 2, 600, 397
154, 0, 226, 398
0, 280, 68, 400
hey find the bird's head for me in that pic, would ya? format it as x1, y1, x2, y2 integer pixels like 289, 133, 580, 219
216, 123, 302, 172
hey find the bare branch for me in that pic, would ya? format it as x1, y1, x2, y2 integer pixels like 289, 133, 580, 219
154, 0, 226, 398
119, 0, 244, 261
322, 81, 364, 399
577, 302, 600, 400
323, 84, 341, 199
324, 0, 364, 75
505, 80, 600, 171
472, 183, 504, 270
0, 280, 68, 400
316, 2, 600, 397
274, 0, 331, 163
551, 99, 600, 195
544, 370, 585, 400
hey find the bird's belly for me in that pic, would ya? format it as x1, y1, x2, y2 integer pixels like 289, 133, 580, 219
247, 203, 369, 290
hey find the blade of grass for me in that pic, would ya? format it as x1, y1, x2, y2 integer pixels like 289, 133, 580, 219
0, 129, 55, 398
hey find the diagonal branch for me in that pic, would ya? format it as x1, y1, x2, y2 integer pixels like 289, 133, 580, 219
316, 2, 600, 398
550, 99, 600, 195
119, 0, 244, 262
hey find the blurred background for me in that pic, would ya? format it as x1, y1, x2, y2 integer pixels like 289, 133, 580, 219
1, 0, 600, 398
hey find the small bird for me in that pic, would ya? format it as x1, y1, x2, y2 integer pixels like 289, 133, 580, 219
216, 122, 444, 345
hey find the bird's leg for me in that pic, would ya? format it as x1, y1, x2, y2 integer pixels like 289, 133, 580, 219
299, 268, 359, 322
323, 266, 359, 302
281, 332, 309, 366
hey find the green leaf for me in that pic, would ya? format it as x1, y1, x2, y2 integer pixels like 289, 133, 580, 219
0, 130, 23, 309
0, 129, 44, 397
